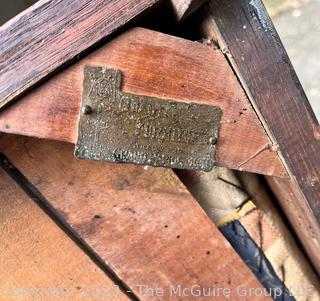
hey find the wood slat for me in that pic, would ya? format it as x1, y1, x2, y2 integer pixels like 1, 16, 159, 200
0, 134, 271, 300
0, 28, 287, 178
0, 0, 207, 110
201, 0, 320, 271
0, 0, 163, 110
0, 166, 129, 301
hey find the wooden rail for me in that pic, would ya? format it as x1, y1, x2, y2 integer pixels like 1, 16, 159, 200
202, 0, 320, 272
0, 28, 287, 178
0, 0, 205, 110
0, 133, 272, 300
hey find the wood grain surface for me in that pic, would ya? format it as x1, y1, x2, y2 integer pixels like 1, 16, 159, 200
0, 167, 129, 301
0, 28, 286, 178
0, 134, 272, 300
202, 0, 320, 271
0, 0, 162, 110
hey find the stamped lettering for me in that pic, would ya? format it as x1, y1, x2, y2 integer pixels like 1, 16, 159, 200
75, 66, 222, 171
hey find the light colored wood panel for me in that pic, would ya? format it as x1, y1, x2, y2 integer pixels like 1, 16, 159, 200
0, 28, 287, 178
0, 167, 129, 301
0, 134, 271, 300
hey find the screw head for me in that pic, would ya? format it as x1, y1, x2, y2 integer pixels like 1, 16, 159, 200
209, 137, 217, 145
82, 105, 92, 115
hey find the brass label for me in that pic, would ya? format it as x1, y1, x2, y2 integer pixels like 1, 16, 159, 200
75, 66, 221, 171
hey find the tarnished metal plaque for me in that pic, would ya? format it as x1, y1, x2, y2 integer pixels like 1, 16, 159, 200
75, 66, 222, 171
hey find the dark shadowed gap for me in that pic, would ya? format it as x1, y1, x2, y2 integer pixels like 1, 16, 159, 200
0, 152, 140, 301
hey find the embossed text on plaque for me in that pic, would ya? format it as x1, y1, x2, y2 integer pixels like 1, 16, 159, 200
75, 66, 222, 171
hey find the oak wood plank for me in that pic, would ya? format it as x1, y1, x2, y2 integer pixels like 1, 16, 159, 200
201, 0, 320, 271
0, 134, 271, 300
0, 166, 129, 301
0, 28, 286, 178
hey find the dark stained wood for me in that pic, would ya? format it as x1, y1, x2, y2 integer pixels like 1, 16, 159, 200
0, 0, 209, 110
202, 0, 320, 271
0, 28, 287, 178
0, 134, 272, 301
0, 0, 163, 110
0, 167, 129, 301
